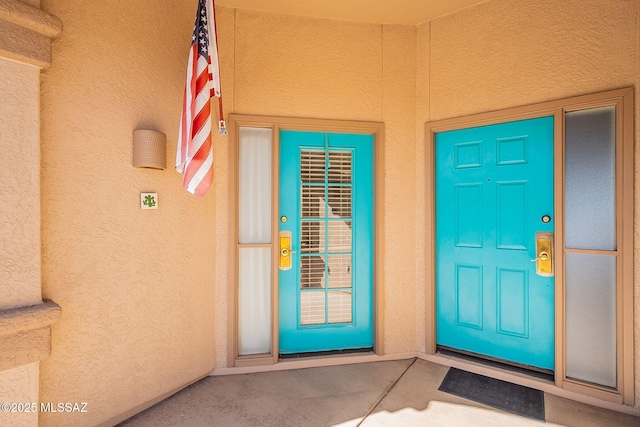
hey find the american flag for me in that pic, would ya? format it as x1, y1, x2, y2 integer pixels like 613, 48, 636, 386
176, 0, 224, 198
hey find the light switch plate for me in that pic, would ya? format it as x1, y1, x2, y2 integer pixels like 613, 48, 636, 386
141, 193, 158, 209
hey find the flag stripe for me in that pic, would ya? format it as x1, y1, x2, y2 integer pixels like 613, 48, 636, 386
191, 96, 211, 138
188, 149, 214, 197
176, 0, 221, 197
184, 134, 212, 189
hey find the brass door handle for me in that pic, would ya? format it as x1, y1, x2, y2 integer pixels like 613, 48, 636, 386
279, 231, 295, 270
531, 251, 550, 262
532, 232, 553, 277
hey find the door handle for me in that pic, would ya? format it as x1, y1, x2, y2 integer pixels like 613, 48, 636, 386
530, 251, 549, 262
531, 232, 553, 277
279, 231, 295, 270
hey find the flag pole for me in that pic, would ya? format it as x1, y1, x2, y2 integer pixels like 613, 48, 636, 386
210, 0, 226, 135
218, 89, 226, 135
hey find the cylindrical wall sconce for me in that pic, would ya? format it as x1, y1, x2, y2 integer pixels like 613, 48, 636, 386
132, 129, 166, 170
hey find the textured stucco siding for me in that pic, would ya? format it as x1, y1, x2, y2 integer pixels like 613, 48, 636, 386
382, 25, 418, 353
0, 51, 41, 427
429, 0, 637, 120
415, 21, 430, 354
39, 0, 216, 425
213, 5, 234, 369
0, 57, 42, 310
636, 0, 640, 408
0, 364, 39, 427
233, 9, 383, 121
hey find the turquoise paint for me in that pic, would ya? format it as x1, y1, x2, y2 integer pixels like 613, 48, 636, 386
279, 131, 374, 354
436, 116, 555, 370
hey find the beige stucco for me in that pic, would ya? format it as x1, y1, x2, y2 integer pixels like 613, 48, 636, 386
0, 302, 61, 374
0, 46, 44, 426
0, 365, 39, 427
0, 0, 61, 68
428, 0, 637, 120
0, 57, 42, 310
382, 24, 418, 353
0, 0, 635, 425
39, 0, 216, 425
218, 0, 487, 25
415, 20, 431, 355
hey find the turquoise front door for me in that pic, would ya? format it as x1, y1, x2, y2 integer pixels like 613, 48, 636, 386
435, 116, 555, 371
278, 130, 374, 354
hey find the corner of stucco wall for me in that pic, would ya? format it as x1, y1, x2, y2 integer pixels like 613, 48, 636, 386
634, 0, 640, 407
0, 3, 66, 426
381, 23, 418, 355
414, 21, 430, 354
213, 4, 235, 369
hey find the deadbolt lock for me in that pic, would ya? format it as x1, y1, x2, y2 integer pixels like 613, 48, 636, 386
537, 251, 550, 261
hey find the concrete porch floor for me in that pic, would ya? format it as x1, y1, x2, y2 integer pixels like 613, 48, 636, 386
120, 359, 639, 427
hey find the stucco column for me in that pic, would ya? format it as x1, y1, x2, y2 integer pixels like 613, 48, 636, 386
0, 1, 61, 426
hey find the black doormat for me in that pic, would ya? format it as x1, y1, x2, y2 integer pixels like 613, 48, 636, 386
279, 347, 373, 359
438, 368, 545, 421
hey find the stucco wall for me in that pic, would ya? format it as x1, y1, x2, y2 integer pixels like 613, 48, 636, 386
636, 0, 640, 408
39, 0, 217, 425
429, 0, 637, 120
0, 365, 38, 427
415, 21, 430, 354
382, 24, 417, 353
0, 57, 42, 310
417, 0, 639, 406
0, 54, 42, 427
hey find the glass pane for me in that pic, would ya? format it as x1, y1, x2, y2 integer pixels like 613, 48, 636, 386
328, 290, 352, 323
301, 221, 323, 254
301, 150, 326, 183
301, 186, 325, 218
300, 255, 326, 288
327, 255, 352, 288
301, 291, 325, 325
328, 220, 352, 253
328, 151, 352, 183
565, 106, 616, 250
238, 127, 272, 244
328, 186, 352, 218
565, 253, 616, 388
237, 248, 271, 355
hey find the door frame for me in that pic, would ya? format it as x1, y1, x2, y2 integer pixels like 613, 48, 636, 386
425, 87, 634, 405
228, 114, 385, 368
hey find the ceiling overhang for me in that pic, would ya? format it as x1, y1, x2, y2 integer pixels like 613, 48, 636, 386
217, 0, 488, 25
